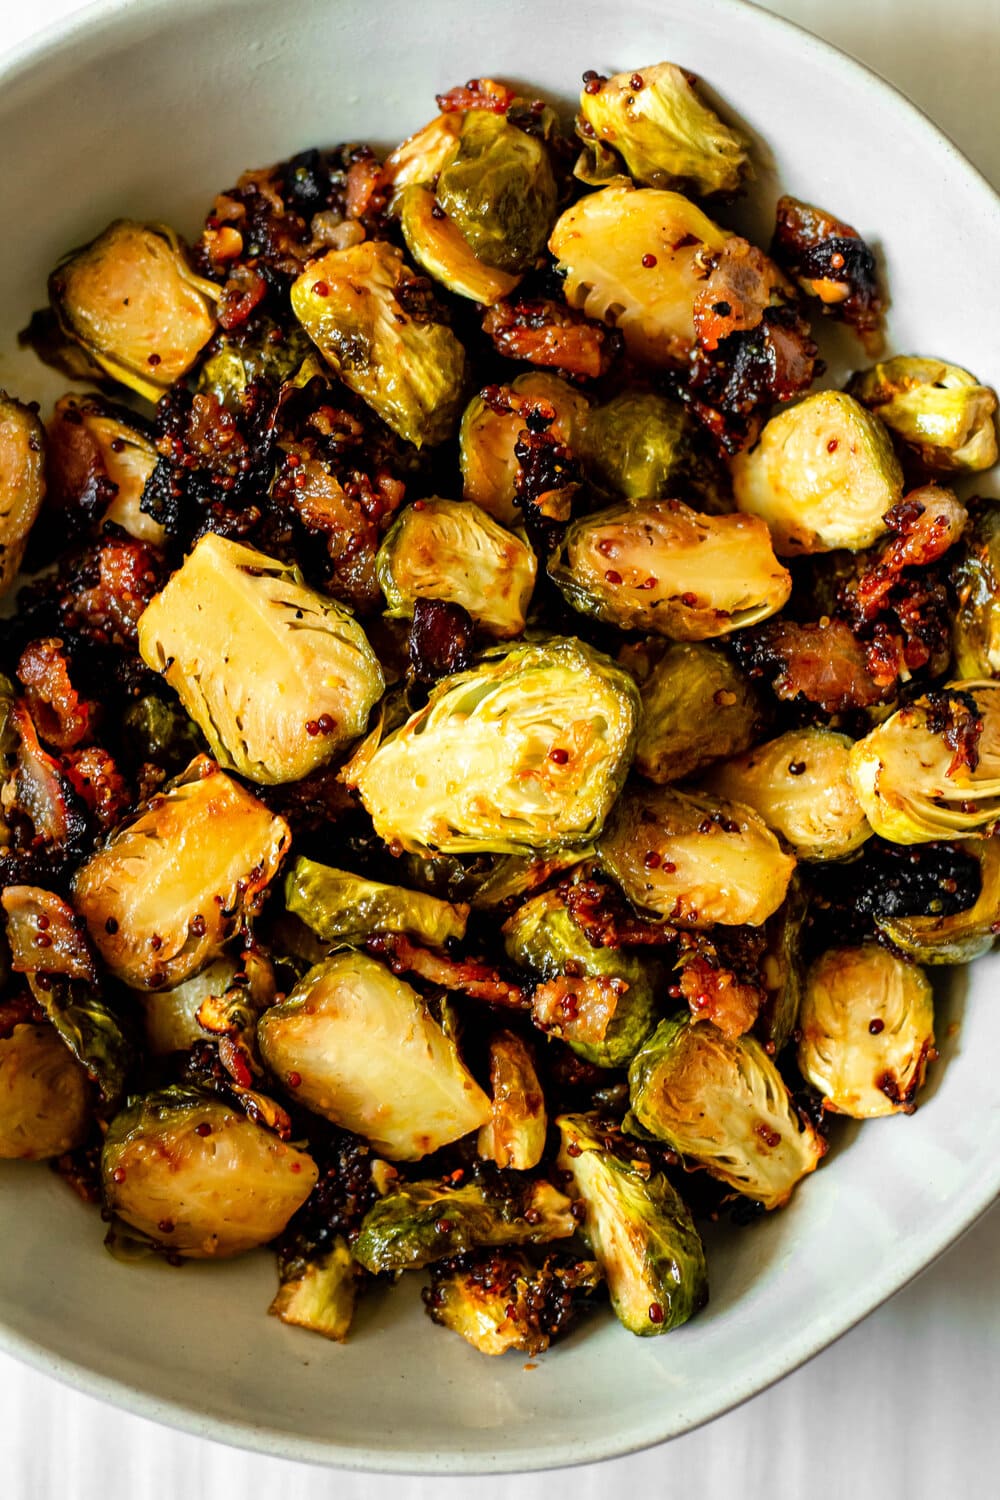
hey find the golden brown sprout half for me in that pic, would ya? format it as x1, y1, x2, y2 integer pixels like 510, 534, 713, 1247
459, 372, 588, 527
0, 393, 46, 599
0, 1023, 91, 1160
46, 394, 163, 545
398, 185, 521, 304
875, 836, 1000, 964
850, 356, 998, 474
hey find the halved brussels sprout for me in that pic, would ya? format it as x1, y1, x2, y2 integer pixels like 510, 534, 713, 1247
627, 1016, 826, 1207
576, 390, 689, 502
353, 1174, 574, 1273
847, 683, 1000, 843
270, 1235, 360, 1342
101, 1086, 318, 1258
577, 62, 750, 196
46, 394, 162, 545
398, 185, 521, 303
257, 952, 490, 1160
876, 836, 1000, 963
285, 856, 468, 948
548, 186, 729, 364
140, 955, 243, 1055
459, 373, 588, 527
556, 1113, 708, 1335
503, 890, 658, 1068
424, 1249, 602, 1356
383, 112, 462, 191
0, 1023, 91, 1160
352, 638, 639, 857
196, 323, 313, 410
550, 500, 790, 638
477, 1030, 547, 1171
290, 241, 467, 447
598, 786, 796, 927
0, 393, 46, 598
632, 642, 760, 784
799, 946, 935, 1116
376, 497, 536, 638
137, 533, 384, 784
73, 755, 290, 990
850, 356, 998, 473
701, 728, 871, 861
953, 504, 1000, 679
436, 111, 558, 273
732, 391, 903, 555
47, 220, 218, 401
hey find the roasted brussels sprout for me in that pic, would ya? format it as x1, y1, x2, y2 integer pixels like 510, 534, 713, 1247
477, 1030, 547, 1171
436, 111, 558, 273
798, 946, 936, 1116
257, 952, 490, 1160
73, 756, 290, 990
285, 856, 468, 948
550, 500, 790, 638
459, 373, 587, 527
876, 836, 1000, 964
101, 1086, 318, 1258
756, 877, 807, 1053
771, 196, 882, 349
119, 694, 204, 775
196, 323, 312, 410
732, 391, 903, 555
627, 1016, 826, 1207
424, 1249, 602, 1355
0, 392, 46, 598
849, 356, 998, 473
631, 642, 760, 784
0, 1023, 91, 1160
376, 498, 536, 638
952, 504, 1000, 679
47, 221, 218, 401
290, 241, 467, 447
576, 391, 689, 502
352, 638, 639, 857
503, 890, 658, 1068
847, 684, 1000, 843
137, 534, 384, 784
576, 62, 749, 196
702, 728, 871, 861
598, 785, 796, 927
270, 1234, 360, 1342
353, 1174, 575, 1273
556, 1113, 708, 1335
140, 955, 244, 1056
398, 185, 521, 303
549, 186, 729, 364
383, 112, 462, 191
46, 394, 162, 546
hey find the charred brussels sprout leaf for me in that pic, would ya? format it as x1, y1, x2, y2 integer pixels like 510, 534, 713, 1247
290, 241, 467, 448
503, 890, 658, 1068
376, 498, 536, 638
549, 186, 729, 364
556, 1113, 708, 1335
799, 946, 935, 1116
137, 534, 384, 785
120, 695, 204, 775
25, 976, 131, 1108
436, 112, 558, 273
577, 62, 749, 196
876, 836, 1000, 964
756, 878, 807, 1054
847, 683, 1000, 843
732, 391, 903, 555
257, 952, 490, 1160
632, 642, 760, 784
48, 221, 218, 401
398, 185, 522, 304
353, 1175, 575, 1273
196, 322, 312, 410
424, 1249, 602, 1355
702, 728, 871, 861
270, 1234, 360, 1342
599, 786, 796, 928
459, 373, 587, 527
46, 393, 162, 546
576, 391, 689, 502
352, 638, 639, 857
0, 392, 46, 598
627, 1016, 826, 1207
285, 856, 468, 948
73, 756, 290, 990
849, 356, 998, 473
101, 1086, 318, 1258
477, 1030, 547, 1171
383, 112, 462, 191
550, 500, 790, 639
952, 504, 1000, 679
0, 1023, 91, 1160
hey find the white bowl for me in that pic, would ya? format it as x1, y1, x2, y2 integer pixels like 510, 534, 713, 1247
1, 0, 998, 1474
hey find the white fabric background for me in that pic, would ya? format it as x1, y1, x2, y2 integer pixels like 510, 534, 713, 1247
1, 2, 997, 1495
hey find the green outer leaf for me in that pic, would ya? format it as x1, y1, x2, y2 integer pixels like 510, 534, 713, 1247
284, 856, 468, 947
27, 974, 132, 1108
437, 112, 558, 274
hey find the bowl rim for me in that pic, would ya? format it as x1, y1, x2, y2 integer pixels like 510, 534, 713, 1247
1, 0, 999, 1475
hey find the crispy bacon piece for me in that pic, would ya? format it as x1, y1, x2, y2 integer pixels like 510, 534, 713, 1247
772, 195, 883, 351
692, 238, 792, 352
736, 617, 891, 713
44, 397, 117, 533
345, 151, 387, 222
366, 932, 528, 1008
0, 992, 45, 1041
409, 597, 476, 683
57, 536, 164, 649
845, 488, 968, 626
677, 951, 763, 1039
532, 974, 625, 1046
16, 638, 93, 750
482, 299, 620, 380
2, 702, 88, 851
217, 262, 268, 331
684, 306, 817, 453
2, 885, 96, 983
561, 875, 676, 949
63, 747, 131, 831
923, 688, 983, 777
436, 77, 515, 114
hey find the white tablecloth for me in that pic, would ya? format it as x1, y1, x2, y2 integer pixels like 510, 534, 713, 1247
1, 3, 997, 1496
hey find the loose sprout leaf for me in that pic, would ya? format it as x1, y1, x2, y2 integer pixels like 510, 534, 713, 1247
137, 534, 385, 785
631, 642, 761, 785
798, 946, 935, 1117
0, 1022, 91, 1160
383, 112, 462, 192
398, 185, 522, 304
140, 955, 243, 1056
269, 1234, 360, 1342
0, 392, 46, 599
850, 355, 998, 473
46, 394, 162, 546
352, 638, 639, 857
436, 111, 558, 273
876, 836, 1000, 964
424, 1249, 602, 1356
952, 503, 1000, 679
284, 856, 469, 948
26, 974, 132, 1108
476, 1030, 547, 1171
